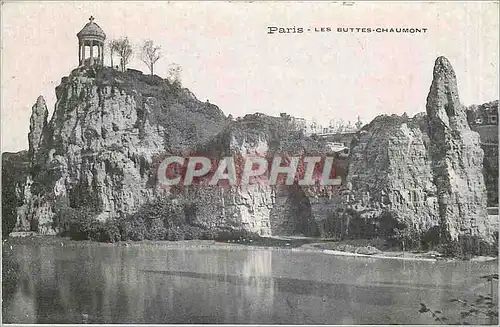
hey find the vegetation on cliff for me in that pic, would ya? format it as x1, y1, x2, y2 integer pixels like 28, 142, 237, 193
2, 151, 29, 238
52, 198, 259, 243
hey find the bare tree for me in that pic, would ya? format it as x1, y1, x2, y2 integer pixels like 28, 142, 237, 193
166, 63, 182, 87
355, 115, 363, 130
140, 40, 162, 75
336, 118, 345, 133
113, 37, 133, 72
107, 40, 120, 68
346, 120, 354, 131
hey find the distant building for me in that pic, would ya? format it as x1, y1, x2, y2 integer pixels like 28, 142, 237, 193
281, 114, 361, 138
468, 101, 498, 126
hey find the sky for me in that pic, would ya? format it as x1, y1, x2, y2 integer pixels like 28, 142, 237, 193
1, 1, 499, 152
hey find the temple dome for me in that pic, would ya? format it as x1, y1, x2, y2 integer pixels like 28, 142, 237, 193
77, 16, 106, 41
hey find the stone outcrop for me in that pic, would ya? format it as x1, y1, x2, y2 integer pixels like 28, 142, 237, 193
426, 56, 491, 242
173, 113, 338, 236
336, 57, 494, 244
27, 96, 48, 162
4, 57, 495, 247
341, 114, 439, 238
13, 67, 228, 233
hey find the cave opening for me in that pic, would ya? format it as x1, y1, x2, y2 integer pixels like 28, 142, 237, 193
270, 184, 319, 237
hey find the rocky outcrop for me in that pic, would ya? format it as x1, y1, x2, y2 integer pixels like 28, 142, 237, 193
341, 114, 439, 238
426, 56, 491, 242
6, 57, 495, 247
13, 67, 228, 233
27, 96, 48, 162
175, 113, 338, 236
330, 57, 494, 245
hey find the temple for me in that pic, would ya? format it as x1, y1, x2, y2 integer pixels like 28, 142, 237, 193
77, 16, 106, 67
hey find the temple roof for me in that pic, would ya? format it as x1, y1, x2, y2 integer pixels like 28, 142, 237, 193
77, 16, 106, 40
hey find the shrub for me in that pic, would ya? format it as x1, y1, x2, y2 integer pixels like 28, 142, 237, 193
145, 225, 167, 241
215, 229, 260, 242
420, 225, 441, 251
389, 226, 421, 251
443, 234, 499, 258
166, 227, 184, 241
182, 225, 205, 240
100, 220, 122, 243
202, 229, 219, 240
117, 215, 147, 241
52, 206, 103, 241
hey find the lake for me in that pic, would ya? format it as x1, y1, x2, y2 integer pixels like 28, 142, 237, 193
2, 241, 498, 324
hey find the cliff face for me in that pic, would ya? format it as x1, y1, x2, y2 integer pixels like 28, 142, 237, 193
342, 114, 439, 237
27, 96, 48, 162
14, 67, 228, 233
169, 113, 341, 236
426, 57, 491, 242
6, 57, 495, 246
12, 67, 335, 236
338, 57, 494, 244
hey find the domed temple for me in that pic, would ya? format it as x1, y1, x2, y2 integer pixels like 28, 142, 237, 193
77, 16, 106, 67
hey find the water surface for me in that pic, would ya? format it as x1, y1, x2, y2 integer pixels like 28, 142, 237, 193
2, 242, 498, 324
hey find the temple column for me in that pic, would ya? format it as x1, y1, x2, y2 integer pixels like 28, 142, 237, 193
97, 44, 101, 64
101, 45, 104, 66
78, 42, 82, 66
82, 44, 86, 65
89, 40, 94, 65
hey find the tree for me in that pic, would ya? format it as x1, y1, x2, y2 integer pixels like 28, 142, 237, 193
346, 120, 354, 131
167, 63, 182, 87
140, 39, 162, 75
107, 40, 120, 68
113, 37, 133, 72
355, 116, 363, 130
336, 118, 345, 133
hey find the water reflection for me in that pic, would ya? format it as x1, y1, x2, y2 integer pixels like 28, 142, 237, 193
2, 243, 498, 324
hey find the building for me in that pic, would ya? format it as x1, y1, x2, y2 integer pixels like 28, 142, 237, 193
77, 16, 106, 67
468, 101, 499, 126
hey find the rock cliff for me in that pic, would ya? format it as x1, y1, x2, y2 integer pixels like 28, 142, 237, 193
426, 57, 491, 242
337, 57, 494, 246
27, 96, 48, 162
13, 67, 228, 233
3, 57, 496, 248
341, 114, 439, 238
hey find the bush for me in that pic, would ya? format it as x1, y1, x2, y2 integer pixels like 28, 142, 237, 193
215, 229, 260, 242
443, 234, 499, 258
202, 229, 219, 240
166, 227, 184, 241
100, 221, 121, 243
52, 200, 265, 244
182, 225, 204, 240
420, 225, 441, 251
145, 225, 167, 241
389, 226, 421, 251
117, 215, 147, 241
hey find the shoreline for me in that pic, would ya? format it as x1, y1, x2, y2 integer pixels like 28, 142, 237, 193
4, 235, 498, 263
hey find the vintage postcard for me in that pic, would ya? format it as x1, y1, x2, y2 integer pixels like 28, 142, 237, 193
1, 1, 498, 325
